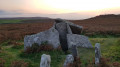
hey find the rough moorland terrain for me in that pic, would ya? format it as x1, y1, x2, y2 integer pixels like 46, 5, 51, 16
0, 14, 120, 43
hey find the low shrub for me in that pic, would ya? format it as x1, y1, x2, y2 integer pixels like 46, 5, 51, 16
10, 60, 29, 67
11, 41, 22, 46
0, 46, 1, 50
67, 57, 81, 67
86, 57, 120, 67
11, 41, 23, 49
99, 57, 111, 67
0, 58, 5, 67
112, 62, 120, 67
25, 43, 54, 53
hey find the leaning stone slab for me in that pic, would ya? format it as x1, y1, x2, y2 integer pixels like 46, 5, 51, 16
55, 18, 83, 34
95, 43, 101, 65
40, 54, 51, 67
63, 54, 74, 67
66, 21, 83, 34
24, 27, 60, 51
67, 34, 93, 49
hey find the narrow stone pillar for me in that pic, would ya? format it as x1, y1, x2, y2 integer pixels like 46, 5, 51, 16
40, 54, 51, 67
71, 45, 78, 59
95, 43, 101, 65
63, 54, 74, 67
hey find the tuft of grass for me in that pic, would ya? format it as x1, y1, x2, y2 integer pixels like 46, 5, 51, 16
78, 47, 95, 67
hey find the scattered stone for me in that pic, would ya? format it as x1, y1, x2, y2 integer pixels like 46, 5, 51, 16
95, 43, 101, 65
63, 54, 74, 67
67, 34, 93, 49
24, 27, 60, 51
40, 54, 51, 67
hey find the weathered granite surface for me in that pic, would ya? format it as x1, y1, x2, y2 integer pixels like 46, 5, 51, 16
67, 34, 93, 48
24, 27, 60, 50
63, 54, 74, 67
71, 45, 78, 58
55, 21, 68, 51
40, 54, 51, 67
24, 19, 93, 51
95, 43, 101, 65
54, 19, 83, 52
55, 19, 83, 34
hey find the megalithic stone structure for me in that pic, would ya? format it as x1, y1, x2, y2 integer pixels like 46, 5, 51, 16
24, 18, 93, 52
95, 43, 101, 65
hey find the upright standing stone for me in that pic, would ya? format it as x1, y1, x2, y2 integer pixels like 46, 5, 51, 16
63, 54, 74, 67
55, 19, 68, 52
95, 43, 101, 65
71, 44, 78, 58
40, 54, 51, 67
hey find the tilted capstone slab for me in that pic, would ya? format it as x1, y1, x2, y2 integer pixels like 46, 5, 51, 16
24, 27, 60, 51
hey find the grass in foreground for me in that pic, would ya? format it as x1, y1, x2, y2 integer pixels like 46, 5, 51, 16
77, 38, 120, 67
0, 41, 66, 67
0, 38, 120, 67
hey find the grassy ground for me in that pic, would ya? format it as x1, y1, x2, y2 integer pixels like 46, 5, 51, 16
78, 38, 120, 67
0, 41, 66, 67
0, 38, 120, 67
0, 19, 23, 24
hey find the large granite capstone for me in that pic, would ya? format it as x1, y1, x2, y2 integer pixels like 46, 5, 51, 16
24, 27, 60, 51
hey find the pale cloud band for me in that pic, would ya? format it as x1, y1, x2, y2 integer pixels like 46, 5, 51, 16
0, 0, 120, 19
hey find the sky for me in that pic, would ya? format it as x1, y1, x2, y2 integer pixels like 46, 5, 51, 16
0, 0, 120, 19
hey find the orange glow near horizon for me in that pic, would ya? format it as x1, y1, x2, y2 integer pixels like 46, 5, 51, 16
0, 0, 120, 15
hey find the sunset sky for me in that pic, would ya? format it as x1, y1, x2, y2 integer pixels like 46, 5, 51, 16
0, 0, 120, 19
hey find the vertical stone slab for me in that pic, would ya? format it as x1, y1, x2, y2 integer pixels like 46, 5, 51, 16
40, 54, 51, 67
63, 54, 74, 67
95, 43, 101, 65
55, 21, 68, 52
71, 44, 78, 58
